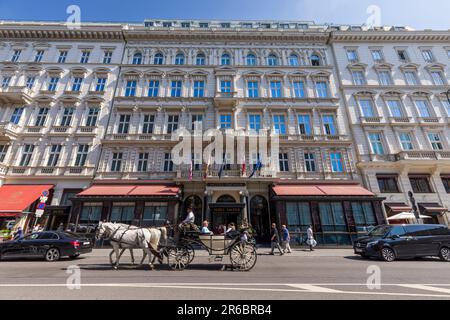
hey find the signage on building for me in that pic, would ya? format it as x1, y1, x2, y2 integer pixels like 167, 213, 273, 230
35, 191, 49, 218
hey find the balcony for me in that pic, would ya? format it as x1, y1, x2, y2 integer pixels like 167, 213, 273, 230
0, 163, 8, 177
417, 117, 444, 126
103, 133, 175, 143
96, 171, 177, 180
0, 122, 22, 139
388, 117, 413, 125
65, 167, 95, 176
214, 92, 238, 107
77, 126, 97, 134
395, 151, 450, 161
273, 134, 350, 144
360, 116, 384, 125
51, 126, 71, 134
0, 86, 34, 104
25, 126, 44, 134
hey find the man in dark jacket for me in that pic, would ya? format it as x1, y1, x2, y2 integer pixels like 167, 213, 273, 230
269, 223, 283, 255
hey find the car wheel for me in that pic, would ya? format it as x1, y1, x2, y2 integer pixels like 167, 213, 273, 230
439, 247, 450, 262
380, 247, 396, 262
45, 248, 60, 262
69, 254, 80, 259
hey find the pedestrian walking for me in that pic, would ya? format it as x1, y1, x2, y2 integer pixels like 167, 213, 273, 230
307, 225, 316, 251
269, 223, 283, 255
13, 226, 23, 240
281, 225, 292, 253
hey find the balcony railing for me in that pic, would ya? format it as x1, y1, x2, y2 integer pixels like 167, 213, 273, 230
395, 150, 450, 160
360, 116, 383, 124
417, 117, 443, 125
388, 116, 412, 124
105, 133, 175, 141
0, 122, 21, 137
0, 86, 34, 104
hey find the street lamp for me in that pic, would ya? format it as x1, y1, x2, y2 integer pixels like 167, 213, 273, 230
408, 191, 422, 224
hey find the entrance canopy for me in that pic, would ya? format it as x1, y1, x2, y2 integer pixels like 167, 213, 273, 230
385, 202, 413, 214
418, 203, 448, 216
272, 184, 375, 197
77, 184, 180, 197
387, 212, 431, 221
0, 184, 54, 217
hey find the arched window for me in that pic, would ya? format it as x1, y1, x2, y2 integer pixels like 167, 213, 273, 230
216, 195, 236, 203
196, 53, 206, 65
310, 54, 321, 66
267, 54, 279, 66
289, 54, 299, 66
132, 52, 142, 65
153, 53, 164, 65
221, 53, 231, 65
246, 53, 257, 66
175, 53, 185, 65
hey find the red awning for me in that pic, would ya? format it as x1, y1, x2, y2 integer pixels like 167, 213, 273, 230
385, 203, 412, 213
77, 185, 180, 197
0, 185, 54, 214
0, 213, 20, 218
272, 184, 375, 197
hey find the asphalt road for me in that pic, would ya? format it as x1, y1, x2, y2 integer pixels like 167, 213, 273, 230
1, 248, 450, 300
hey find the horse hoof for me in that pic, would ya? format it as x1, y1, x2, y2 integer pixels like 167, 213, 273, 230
113, 266, 118, 270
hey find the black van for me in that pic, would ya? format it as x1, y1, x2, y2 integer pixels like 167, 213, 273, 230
353, 224, 450, 262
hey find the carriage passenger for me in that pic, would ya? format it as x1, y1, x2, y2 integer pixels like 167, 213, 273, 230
201, 220, 213, 235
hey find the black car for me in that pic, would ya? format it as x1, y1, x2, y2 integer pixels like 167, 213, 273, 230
0, 231, 93, 262
354, 224, 450, 262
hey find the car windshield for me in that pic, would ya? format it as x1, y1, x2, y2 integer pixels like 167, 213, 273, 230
368, 225, 392, 237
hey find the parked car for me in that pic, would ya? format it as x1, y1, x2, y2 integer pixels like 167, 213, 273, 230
354, 224, 450, 262
0, 231, 93, 262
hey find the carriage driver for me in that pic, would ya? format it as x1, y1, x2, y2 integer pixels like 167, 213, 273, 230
178, 206, 199, 233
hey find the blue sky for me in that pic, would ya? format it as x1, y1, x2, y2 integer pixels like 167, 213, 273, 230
0, 0, 449, 30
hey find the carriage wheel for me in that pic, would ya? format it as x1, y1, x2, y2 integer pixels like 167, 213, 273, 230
229, 242, 257, 271
167, 246, 191, 271
185, 244, 195, 264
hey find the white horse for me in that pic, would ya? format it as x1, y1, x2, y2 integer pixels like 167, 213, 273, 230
96, 222, 167, 270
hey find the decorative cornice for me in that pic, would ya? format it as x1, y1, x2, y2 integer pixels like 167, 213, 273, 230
330, 31, 450, 43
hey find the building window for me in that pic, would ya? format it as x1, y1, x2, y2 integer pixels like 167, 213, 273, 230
110, 153, 123, 172
48, 77, 59, 91
404, 71, 418, 85
351, 202, 376, 230
247, 81, 259, 98
75, 144, 89, 167
220, 80, 232, 93
26, 77, 36, 90
80, 51, 90, 64
415, 100, 432, 117
71, 77, 83, 92
191, 114, 203, 131
154, 53, 164, 65
304, 153, 316, 172
368, 133, 385, 154
246, 54, 257, 66
442, 99, 450, 116
442, 177, 450, 193
137, 153, 149, 172
221, 23, 231, 28
267, 54, 279, 66
352, 71, 366, 85
162, 22, 172, 28
330, 152, 343, 172
125, 80, 137, 97
175, 53, 185, 65
378, 71, 393, 85
11, 50, 21, 62
322, 115, 336, 135
57, 50, 68, 63
399, 132, 414, 150
248, 114, 261, 132
386, 100, 403, 117
279, 153, 289, 172
193, 80, 205, 97
142, 114, 155, 134
94, 77, 106, 92
19, 144, 34, 166
171, 80, 182, 97
35, 107, 49, 126
34, 50, 44, 62
181, 22, 190, 28
60, 107, 74, 126
1, 77, 11, 89
297, 115, 312, 135
346, 49, 358, 62
196, 53, 206, 65
377, 176, 400, 193
167, 115, 179, 134
221, 53, 231, 65
147, 80, 159, 97
431, 71, 445, 85
409, 176, 433, 193
103, 51, 113, 64
359, 99, 375, 117
143, 203, 168, 227
289, 54, 299, 66
428, 133, 443, 150
79, 204, 102, 225
0, 145, 9, 162
293, 81, 305, 98
110, 205, 134, 224
10, 108, 23, 124
270, 81, 282, 98
272, 115, 286, 134
310, 54, 321, 66
397, 49, 409, 62
286, 202, 312, 232
220, 114, 232, 129
199, 23, 209, 28
371, 50, 384, 62
319, 202, 347, 232
132, 52, 142, 65
315, 81, 328, 98
117, 114, 130, 134
86, 107, 99, 126
422, 50, 434, 63
163, 153, 173, 172
47, 144, 62, 167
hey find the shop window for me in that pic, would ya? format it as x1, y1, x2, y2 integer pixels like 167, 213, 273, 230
286, 202, 312, 232
142, 203, 168, 227
110, 204, 135, 224
351, 202, 377, 232
318, 202, 347, 232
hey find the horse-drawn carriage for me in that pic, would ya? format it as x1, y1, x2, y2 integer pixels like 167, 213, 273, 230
96, 222, 257, 271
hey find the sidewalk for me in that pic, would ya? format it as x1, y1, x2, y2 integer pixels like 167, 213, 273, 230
86, 247, 354, 258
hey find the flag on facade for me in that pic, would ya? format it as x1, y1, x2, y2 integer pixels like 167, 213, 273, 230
189, 159, 193, 181
248, 159, 262, 179
218, 154, 226, 179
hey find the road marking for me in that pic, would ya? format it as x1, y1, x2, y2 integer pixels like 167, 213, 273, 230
287, 284, 342, 293
398, 284, 450, 294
